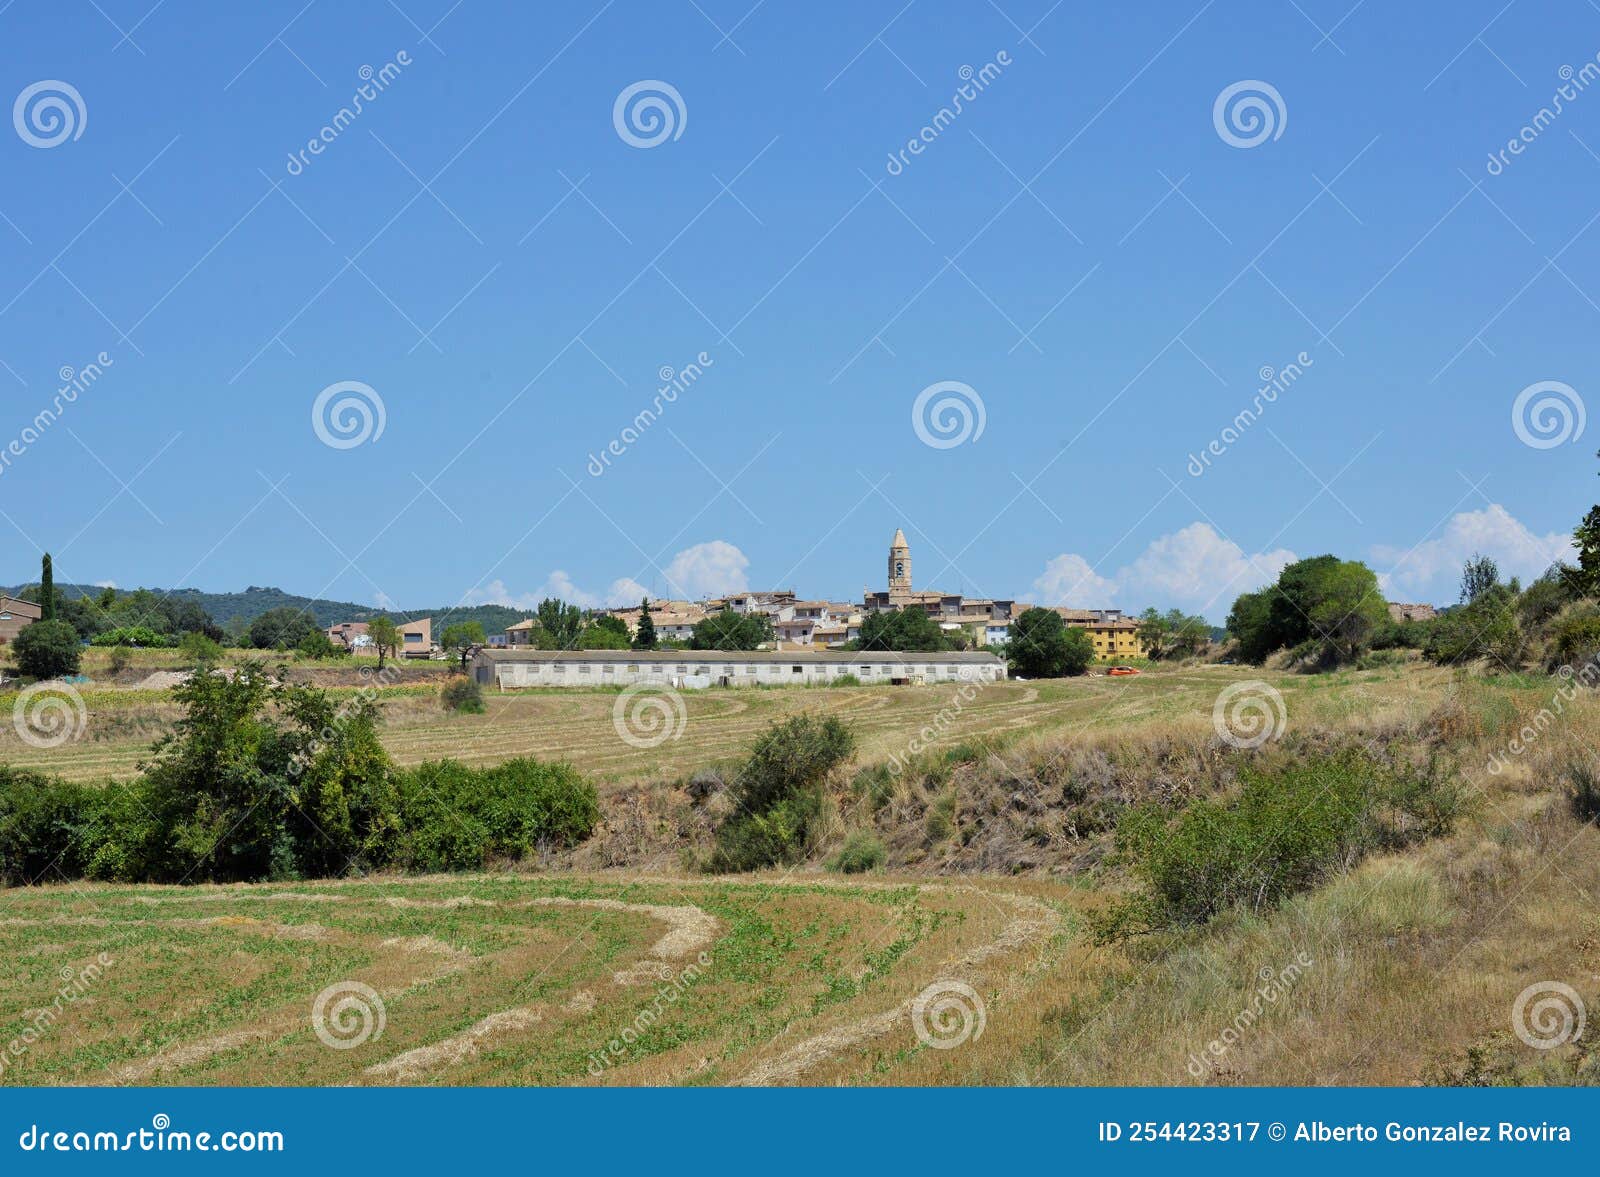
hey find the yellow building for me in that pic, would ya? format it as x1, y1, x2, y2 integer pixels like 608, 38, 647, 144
1052, 609, 1146, 661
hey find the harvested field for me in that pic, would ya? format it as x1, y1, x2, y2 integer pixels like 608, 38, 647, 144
3, 662, 1596, 1087
0, 874, 1073, 1086
0, 663, 1449, 787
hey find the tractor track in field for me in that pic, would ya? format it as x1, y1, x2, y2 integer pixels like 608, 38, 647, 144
733, 884, 1064, 1086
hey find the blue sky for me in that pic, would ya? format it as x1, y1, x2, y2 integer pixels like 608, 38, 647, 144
1, 1, 1593, 620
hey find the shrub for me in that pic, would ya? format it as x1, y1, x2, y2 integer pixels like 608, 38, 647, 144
0, 767, 105, 885
90, 625, 171, 648
708, 788, 824, 873
829, 673, 862, 688
926, 786, 958, 841
1550, 611, 1600, 671
179, 631, 223, 665
1569, 757, 1600, 824
1424, 588, 1523, 667
10, 619, 82, 679
708, 714, 855, 872
107, 645, 132, 675
441, 676, 485, 714
394, 757, 598, 872
851, 763, 895, 812
296, 629, 342, 659
727, 714, 854, 816
0, 660, 600, 882
1105, 748, 1466, 933
829, 829, 886, 873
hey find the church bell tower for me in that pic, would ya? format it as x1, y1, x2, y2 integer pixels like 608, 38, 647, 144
888, 528, 911, 593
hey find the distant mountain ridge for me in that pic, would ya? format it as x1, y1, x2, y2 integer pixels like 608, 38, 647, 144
0, 582, 532, 636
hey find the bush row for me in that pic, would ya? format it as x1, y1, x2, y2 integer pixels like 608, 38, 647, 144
0, 756, 599, 886
0, 662, 597, 885
1094, 748, 1467, 937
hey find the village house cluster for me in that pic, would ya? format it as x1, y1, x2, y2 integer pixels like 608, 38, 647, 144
494, 529, 1144, 659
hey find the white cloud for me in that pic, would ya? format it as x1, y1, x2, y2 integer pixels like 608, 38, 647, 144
605, 577, 652, 607
1031, 554, 1118, 605
461, 541, 750, 611
1031, 522, 1296, 618
1118, 523, 1295, 612
373, 590, 396, 609
93, 579, 117, 589
661, 540, 750, 599
1373, 504, 1573, 601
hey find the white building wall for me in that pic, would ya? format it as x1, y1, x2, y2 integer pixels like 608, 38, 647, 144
489, 656, 1004, 688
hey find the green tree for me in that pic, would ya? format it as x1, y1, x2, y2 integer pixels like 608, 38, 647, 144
1575, 506, 1600, 598
1460, 553, 1500, 604
855, 606, 950, 652
10, 619, 81, 678
578, 619, 630, 649
1424, 585, 1522, 667
440, 621, 487, 671
248, 607, 319, 651
633, 598, 657, 650
178, 631, 224, 667
690, 608, 772, 651
1305, 561, 1388, 664
367, 617, 400, 670
39, 553, 54, 622
1137, 608, 1212, 661
1006, 607, 1093, 677
1226, 588, 1276, 663
296, 629, 340, 659
1266, 555, 1341, 652
534, 598, 584, 650
1227, 555, 1387, 666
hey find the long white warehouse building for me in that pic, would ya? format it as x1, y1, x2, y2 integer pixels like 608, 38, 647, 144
472, 648, 1007, 689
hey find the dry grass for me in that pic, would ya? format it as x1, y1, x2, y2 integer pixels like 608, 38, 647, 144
1, 662, 1450, 787
2, 661, 1597, 1086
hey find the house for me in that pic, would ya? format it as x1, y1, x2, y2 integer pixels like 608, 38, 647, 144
399, 617, 432, 658
773, 617, 817, 646
1047, 608, 1145, 660
473, 647, 1007, 689
814, 623, 852, 648
603, 601, 707, 642
326, 621, 372, 652
505, 618, 538, 647
326, 617, 432, 657
706, 591, 796, 616
1387, 602, 1437, 623
0, 596, 42, 645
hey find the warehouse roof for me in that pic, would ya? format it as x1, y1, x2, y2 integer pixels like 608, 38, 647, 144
475, 648, 1002, 664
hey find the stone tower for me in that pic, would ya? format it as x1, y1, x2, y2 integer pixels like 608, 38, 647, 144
888, 528, 911, 593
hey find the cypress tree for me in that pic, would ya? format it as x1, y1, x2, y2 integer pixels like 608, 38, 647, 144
40, 552, 54, 621
633, 597, 657, 650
